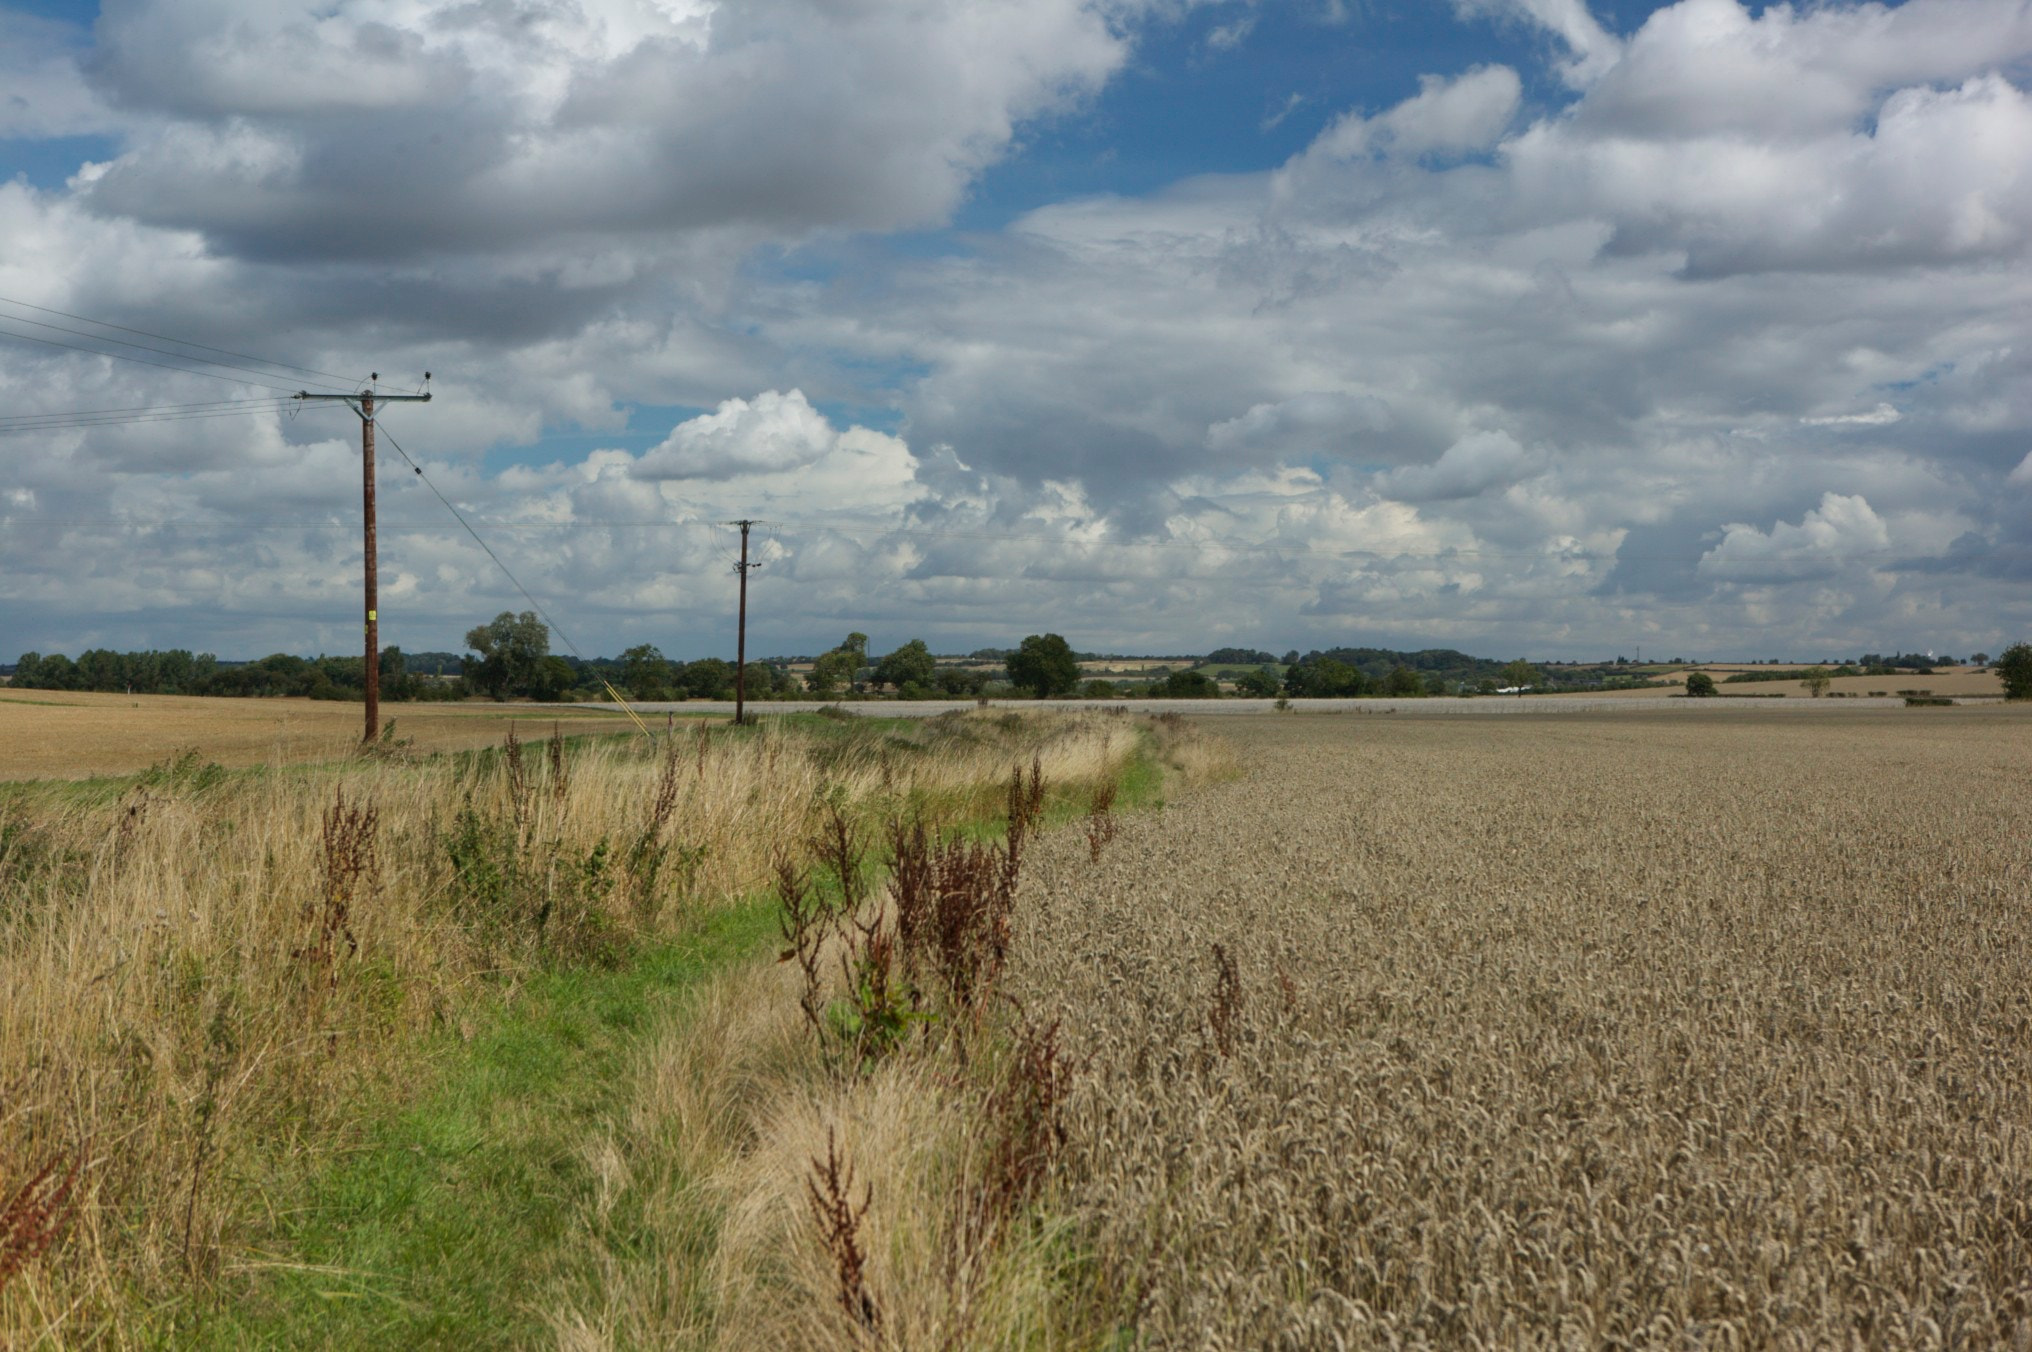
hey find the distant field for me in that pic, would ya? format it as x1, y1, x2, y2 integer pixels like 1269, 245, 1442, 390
1589, 666, 2007, 699
0, 689, 635, 780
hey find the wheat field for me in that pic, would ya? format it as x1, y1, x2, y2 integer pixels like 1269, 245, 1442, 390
1010, 707, 2032, 1347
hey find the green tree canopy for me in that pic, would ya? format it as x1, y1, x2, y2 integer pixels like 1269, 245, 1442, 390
620, 644, 672, 700
1382, 665, 1424, 697
872, 639, 936, 692
1686, 671, 1718, 698
1996, 642, 2032, 700
936, 666, 989, 697
677, 657, 734, 700
1500, 659, 1540, 692
1232, 667, 1281, 698
1007, 633, 1080, 698
1157, 669, 1220, 698
807, 632, 870, 697
464, 611, 551, 700
1284, 657, 1368, 698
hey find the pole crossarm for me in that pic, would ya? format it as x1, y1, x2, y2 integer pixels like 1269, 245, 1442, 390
294, 390, 431, 423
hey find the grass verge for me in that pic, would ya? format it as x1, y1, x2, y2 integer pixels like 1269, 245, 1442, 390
194, 899, 781, 1350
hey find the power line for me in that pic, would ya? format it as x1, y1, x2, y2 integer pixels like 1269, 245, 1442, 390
0, 324, 320, 396
0, 315, 354, 394
0, 395, 303, 423
0, 294, 362, 386
375, 423, 658, 739
0, 399, 342, 436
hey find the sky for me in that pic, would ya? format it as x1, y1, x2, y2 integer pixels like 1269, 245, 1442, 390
3, 0, 2031, 663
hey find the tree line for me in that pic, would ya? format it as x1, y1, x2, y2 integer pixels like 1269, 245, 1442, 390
17, 618, 2027, 704
7, 647, 457, 701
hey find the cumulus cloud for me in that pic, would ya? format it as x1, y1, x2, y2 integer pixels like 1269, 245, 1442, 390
635, 389, 837, 480
78, 0, 1130, 262
1375, 431, 1542, 502
1309, 65, 1522, 161
1697, 492, 1892, 583
1507, 0, 2032, 276
1455, 0, 1622, 87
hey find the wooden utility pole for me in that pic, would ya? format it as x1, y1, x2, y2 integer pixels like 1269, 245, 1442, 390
735, 518, 759, 727
296, 375, 431, 742
729, 519, 760, 726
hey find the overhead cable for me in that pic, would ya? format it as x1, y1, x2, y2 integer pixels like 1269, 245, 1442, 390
0, 294, 363, 386
375, 424, 659, 739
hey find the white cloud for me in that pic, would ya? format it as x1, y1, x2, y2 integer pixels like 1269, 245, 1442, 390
1375, 430, 1542, 501
79, 0, 1131, 261
1698, 492, 1892, 582
635, 389, 838, 480
1455, 0, 1622, 88
1310, 65, 1522, 161
1803, 403, 1902, 428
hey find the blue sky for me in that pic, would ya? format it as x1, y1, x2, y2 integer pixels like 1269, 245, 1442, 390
4, 0, 2032, 662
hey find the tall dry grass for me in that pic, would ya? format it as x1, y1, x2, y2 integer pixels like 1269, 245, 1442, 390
543, 711, 1234, 1351
0, 708, 1140, 1342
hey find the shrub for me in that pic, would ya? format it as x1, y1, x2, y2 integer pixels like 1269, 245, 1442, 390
1996, 642, 2032, 700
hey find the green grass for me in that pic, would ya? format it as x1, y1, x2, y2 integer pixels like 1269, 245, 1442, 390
191, 719, 1171, 1348
193, 899, 781, 1350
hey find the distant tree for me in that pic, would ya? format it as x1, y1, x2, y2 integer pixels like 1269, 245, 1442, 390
1204, 647, 1277, 666
1280, 650, 1300, 666
1382, 665, 1424, 697
1285, 657, 1367, 698
76, 648, 126, 693
872, 639, 936, 693
1971, 652, 1990, 667
34, 653, 78, 690
1007, 633, 1081, 698
379, 646, 415, 702
1081, 678, 1120, 699
1232, 667, 1281, 698
531, 656, 576, 701
1476, 677, 1498, 695
1500, 659, 1540, 693
935, 667, 989, 697
677, 657, 734, 700
1997, 643, 2032, 700
11, 652, 42, 687
465, 611, 550, 700
808, 633, 869, 697
1157, 669, 1220, 698
620, 644, 672, 700
1686, 671, 1718, 698
1801, 666, 1833, 698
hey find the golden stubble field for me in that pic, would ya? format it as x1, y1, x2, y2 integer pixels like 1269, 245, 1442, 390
1012, 706, 2032, 1347
0, 689, 636, 780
